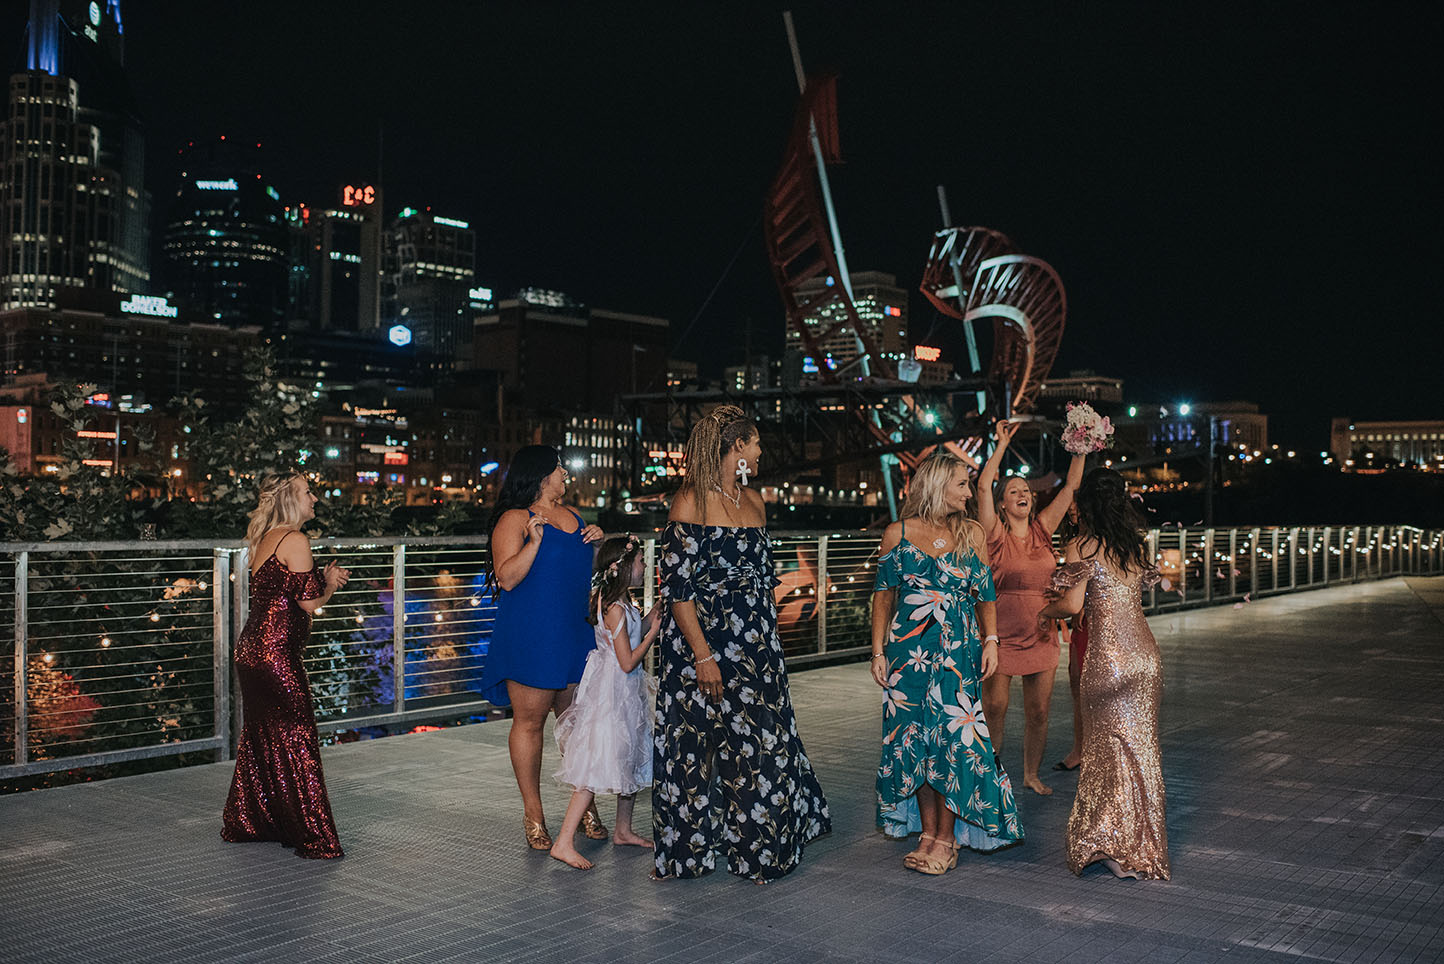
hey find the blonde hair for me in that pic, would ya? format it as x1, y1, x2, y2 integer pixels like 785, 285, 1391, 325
678, 404, 756, 525
900, 451, 985, 559
245, 470, 309, 556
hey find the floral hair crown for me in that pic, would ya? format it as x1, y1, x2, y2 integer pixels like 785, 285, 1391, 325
592, 534, 642, 588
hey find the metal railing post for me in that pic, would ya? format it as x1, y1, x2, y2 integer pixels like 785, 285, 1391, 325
1352, 527, 1361, 582
1228, 530, 1239, 599
1178, 528, 1189, 604
212, 549, 232, 762
643, 536, 658, 674
1269, 528, 1278, 593
1321, 527, 1330, 586
1147, 529, 1159, 612
13, 550, 27, 767
816, 535, 829, 654
232, 547, 249, 739
1203, 529, 1214, 603
1288, 528, 1298, 590
1252, 527, 1261, 597
393, 544, 407, 715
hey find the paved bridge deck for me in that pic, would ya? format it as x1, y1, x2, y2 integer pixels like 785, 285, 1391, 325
2, 577, 1442, 963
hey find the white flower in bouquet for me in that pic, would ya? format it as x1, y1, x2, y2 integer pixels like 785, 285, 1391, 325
1062, 401, 1115, 455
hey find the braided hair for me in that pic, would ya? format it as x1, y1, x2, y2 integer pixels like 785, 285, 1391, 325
678, 404, 756, 525
245, 470, 307, 556
1074, 468, 1149, 574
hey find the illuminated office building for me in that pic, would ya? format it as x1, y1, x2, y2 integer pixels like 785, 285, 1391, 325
384, 207, 484, 367
1, 1, 151, 309
162, 138, 288, 328
788, 271, 908, 378
291, 183, 383, 332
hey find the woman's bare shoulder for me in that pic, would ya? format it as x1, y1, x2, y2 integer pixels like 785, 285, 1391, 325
668, 488, 700, 523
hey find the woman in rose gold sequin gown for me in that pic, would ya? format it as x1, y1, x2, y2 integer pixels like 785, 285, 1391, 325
1041, 468, 1169, 880
222, 472, 350, 859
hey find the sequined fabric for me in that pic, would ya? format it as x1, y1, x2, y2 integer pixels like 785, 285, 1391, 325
1049, 560, 1168, 879
221, 554, 343, 859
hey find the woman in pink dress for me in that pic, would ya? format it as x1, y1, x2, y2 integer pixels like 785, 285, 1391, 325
977, 420, 1085, 795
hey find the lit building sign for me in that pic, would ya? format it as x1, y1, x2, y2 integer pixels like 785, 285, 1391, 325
384, 452, 409, 466
16, 408, 27, 424
434, 216, 469, 229
77, 430, 118, 440
85, 2, 100, 41
913, 345, 941, 362
120, 295, 179, 318
195, 178, 239, 191
388, 324, 413, 347
343, 184, 377, 207
468, 286, 493, 301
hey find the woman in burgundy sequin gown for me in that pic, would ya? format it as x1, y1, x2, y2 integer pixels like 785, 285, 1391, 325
222, 472, 351, 859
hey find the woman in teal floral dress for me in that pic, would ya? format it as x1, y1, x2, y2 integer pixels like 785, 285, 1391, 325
870, 452, 1023, 874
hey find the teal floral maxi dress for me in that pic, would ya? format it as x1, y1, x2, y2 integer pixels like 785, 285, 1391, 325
653, 522, 832, 881
874, 528, 1023, 850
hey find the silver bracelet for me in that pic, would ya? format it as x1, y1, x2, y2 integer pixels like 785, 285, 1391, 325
983, 635, 999, 644
696, 652, 718, 665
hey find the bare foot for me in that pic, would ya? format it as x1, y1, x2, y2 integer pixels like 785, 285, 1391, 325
1058, 752, 1081, 770
612, 829, 653, 848
1024, 776, 1053, 795
549, 842, 594, 870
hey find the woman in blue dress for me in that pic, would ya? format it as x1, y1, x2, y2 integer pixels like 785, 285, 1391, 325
870, 451, 1023, 875
653, 405, 831, 881
480, 445, 605, 850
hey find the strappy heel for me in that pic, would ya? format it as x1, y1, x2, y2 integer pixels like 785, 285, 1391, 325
581, 809, 610, 841
524, 817, 552, 851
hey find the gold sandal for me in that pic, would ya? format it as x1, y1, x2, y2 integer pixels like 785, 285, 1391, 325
902, 833, 935, 870
581, 808, 610, 841
524, 817, 552, 851
914, 840, 959, 876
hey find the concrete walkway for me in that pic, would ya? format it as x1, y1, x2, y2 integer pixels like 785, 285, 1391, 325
1, 578, 1441, 963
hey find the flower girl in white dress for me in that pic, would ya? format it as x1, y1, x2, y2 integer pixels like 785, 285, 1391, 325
551, 535, 660, 869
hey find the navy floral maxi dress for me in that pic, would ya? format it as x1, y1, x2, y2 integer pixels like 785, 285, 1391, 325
653, 522, 832, 880
873, 531, 1023, 850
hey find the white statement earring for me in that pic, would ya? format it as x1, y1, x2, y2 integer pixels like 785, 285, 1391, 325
736, 457, 751, 486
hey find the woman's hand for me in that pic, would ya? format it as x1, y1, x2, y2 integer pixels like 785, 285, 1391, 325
580, 524, 604, 544
980, 639, 998, 680
869, 654, 890, 688
994, 418, 1019, 448
643, 602, 662, 636
322, 561, 350, 592
696, 658, 723, 701
525, 514, 546, 544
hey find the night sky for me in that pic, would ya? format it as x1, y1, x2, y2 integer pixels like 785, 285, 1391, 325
7, 2, 1440, 447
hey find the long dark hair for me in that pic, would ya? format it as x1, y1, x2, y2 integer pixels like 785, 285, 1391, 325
588, 534, 642, 625
1074, 468, 1149, 574
483, 445, 560, 590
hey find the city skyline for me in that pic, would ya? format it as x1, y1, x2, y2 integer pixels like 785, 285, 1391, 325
3, 3, 1438, 448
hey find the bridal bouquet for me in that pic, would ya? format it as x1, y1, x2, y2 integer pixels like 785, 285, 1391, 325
1062, 401, 1115, 455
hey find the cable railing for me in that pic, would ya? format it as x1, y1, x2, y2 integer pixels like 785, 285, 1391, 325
2, 525, 1440, 780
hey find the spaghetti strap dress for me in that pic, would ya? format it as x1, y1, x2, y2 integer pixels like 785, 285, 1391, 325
987, 518, 1061, 676
479, 510, 594, 706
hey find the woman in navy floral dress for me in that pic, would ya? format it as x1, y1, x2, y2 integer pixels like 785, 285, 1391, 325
870, 452, 1022, 875
653, 405, 831, 881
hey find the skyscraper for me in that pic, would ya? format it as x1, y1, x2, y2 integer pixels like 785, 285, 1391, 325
1, 1, 150, 309
384, 207, 482, 367
788, 270, 908, 379
162, 137, 288, 328
292, 183, 383, 333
